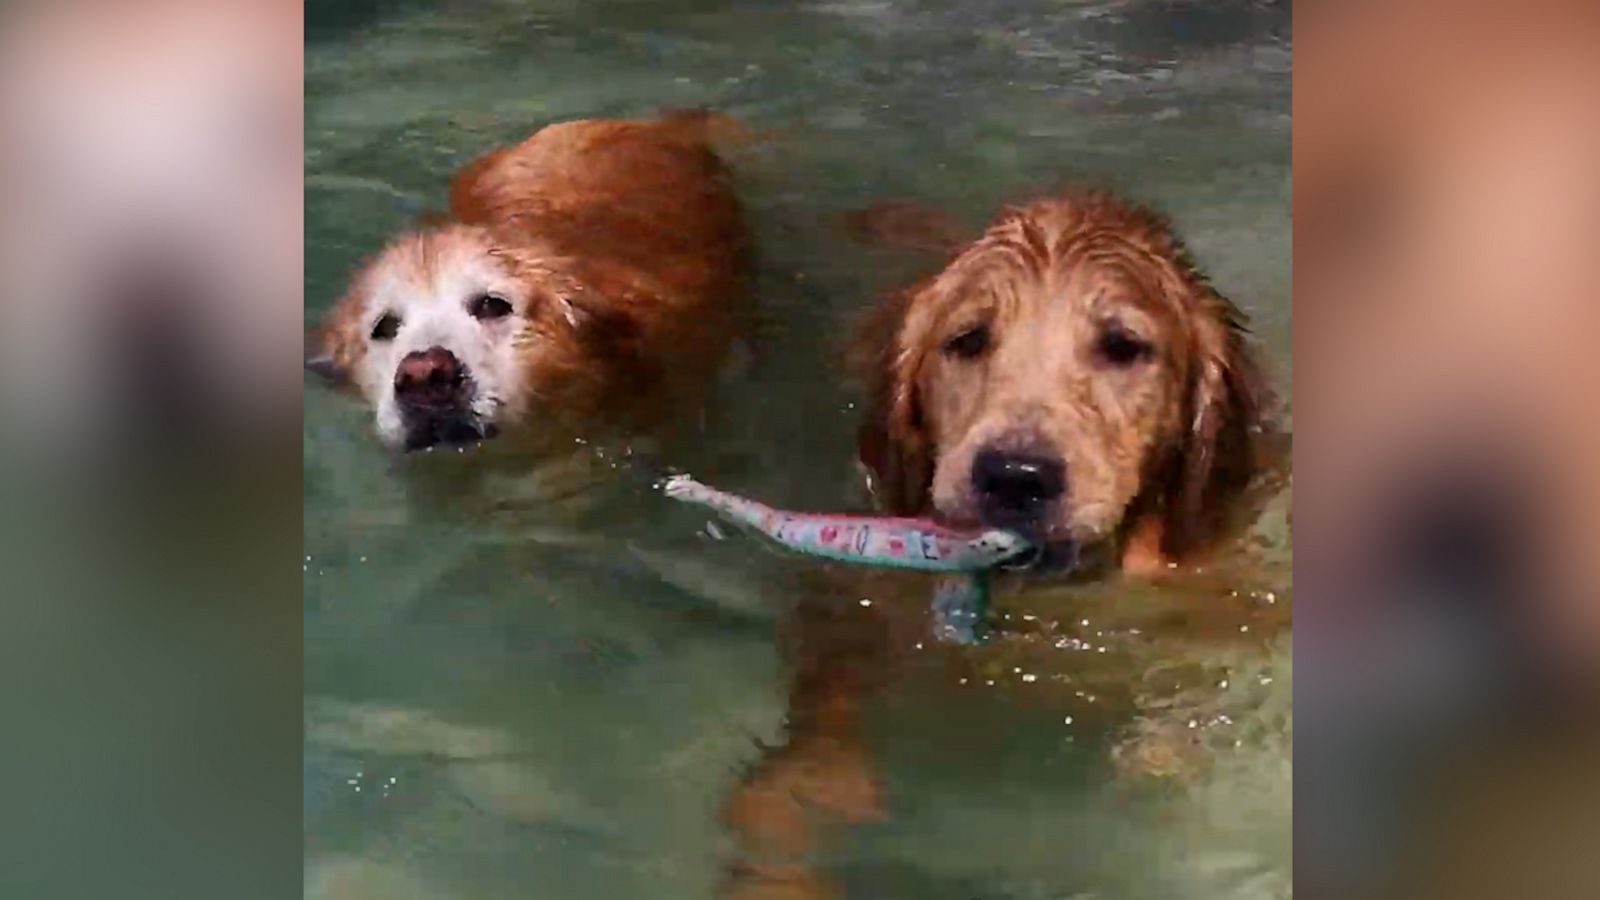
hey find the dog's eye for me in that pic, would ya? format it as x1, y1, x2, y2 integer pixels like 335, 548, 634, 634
370, 312, 401, 342
943, 324, 991, 360
1096, 326, 1152, 366
468, 293, 515, 321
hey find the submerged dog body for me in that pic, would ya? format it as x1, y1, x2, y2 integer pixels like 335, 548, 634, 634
859, 192, 1270, 573
314, 114, 747, 451
719, 192, 1278, 898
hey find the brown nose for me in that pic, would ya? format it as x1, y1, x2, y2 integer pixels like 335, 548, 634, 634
394, 346, 464, 408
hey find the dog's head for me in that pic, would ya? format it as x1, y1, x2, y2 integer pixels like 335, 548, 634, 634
311, 224, 650, 452
860, 193, 1267, 570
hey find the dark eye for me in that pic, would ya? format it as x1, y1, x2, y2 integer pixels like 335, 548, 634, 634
468, 293, 514, 321
1096, 326, 1152, 367
370, 312, 401, 342
943, 323, 991, 360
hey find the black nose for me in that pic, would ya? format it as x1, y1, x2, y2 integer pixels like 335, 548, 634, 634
394, 346, 465, 409
971, 449, 1066, 521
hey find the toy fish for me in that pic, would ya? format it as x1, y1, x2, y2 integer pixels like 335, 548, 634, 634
662, 474, 1032, 643
662, 475, 1029, 572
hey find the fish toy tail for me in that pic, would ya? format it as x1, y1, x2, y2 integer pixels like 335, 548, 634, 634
662, 474, 776, 530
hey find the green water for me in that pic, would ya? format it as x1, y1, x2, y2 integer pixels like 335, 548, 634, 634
304, 2, 1291, 897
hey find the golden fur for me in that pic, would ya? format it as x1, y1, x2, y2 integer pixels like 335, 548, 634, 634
859, 192, 1269, 571
312, 113, 747, 447
719, 192, 1277, 899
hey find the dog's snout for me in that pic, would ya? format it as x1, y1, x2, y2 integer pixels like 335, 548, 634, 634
394, 346, 464, 407
971, 449, 1066, 519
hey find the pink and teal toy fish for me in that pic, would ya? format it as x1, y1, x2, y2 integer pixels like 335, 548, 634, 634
662, 474, 1032, 643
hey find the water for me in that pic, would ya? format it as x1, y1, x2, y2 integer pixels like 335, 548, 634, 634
304, 1, 1291, 897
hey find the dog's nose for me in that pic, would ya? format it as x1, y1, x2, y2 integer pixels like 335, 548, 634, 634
394, 346, 464, 408
971, 449, 1066, 520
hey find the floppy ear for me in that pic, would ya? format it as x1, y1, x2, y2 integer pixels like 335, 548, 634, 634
304, 295, 366, 389
574, 299, 662, 392
855, 289, 935, 514
1162, 288, 1271, 556
304, 326, 344, 384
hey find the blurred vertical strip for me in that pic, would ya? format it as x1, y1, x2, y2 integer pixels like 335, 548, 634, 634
0, 1, 303, 898
1297, 1, 1600, 899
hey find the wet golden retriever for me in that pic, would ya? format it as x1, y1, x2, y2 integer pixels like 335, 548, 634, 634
859, 191, 1271, 574
721, 191, 1277, 899
310, 112, 747, 452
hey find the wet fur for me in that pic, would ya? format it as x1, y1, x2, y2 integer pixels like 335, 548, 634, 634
857, 191, 1269, 570
720, 192, 1276, 899
312, 112, 748, 446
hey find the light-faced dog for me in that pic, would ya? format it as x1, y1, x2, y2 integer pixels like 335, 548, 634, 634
310, 113, 748, 453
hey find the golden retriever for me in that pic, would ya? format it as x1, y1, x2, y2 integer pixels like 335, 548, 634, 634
859, 191, 1271, 574
310, 113, 747, 452
720, 191, 1278, 899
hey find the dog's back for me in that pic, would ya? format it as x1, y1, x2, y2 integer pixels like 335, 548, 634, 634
449, 112, 747, 309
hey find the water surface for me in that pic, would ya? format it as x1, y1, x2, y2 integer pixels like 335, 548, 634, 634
304, 2, 1291, 897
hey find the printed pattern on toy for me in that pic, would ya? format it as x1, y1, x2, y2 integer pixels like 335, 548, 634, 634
663, 474, 1030, 573
663, 474, 1026, 644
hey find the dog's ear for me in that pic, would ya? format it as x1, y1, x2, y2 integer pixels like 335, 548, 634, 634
574, 300, 662, 391
304, 299, 366, 388
1163, 287, 1270, 556
855, 288, 935, 514
304, 325, 345, 383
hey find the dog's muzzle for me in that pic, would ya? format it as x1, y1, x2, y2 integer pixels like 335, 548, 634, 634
393, 346, 491, 451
